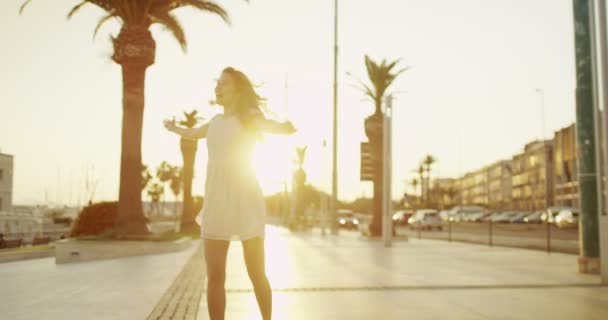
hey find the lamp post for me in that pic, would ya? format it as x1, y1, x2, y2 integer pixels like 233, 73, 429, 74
591, 0, 608, 283
572, 0, 601, 274
330, 0, 339, 235
382, 95, 394, 247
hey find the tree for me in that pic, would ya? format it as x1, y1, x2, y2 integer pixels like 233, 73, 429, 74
142, 164, 153, 191
177, 110, 204, 233
147, 182, 164, 217
422, 154, 436, 203
352, 55, 409, 236
169, 166, 183, 215
21, 0, 237, 235
156, 161, 178, 213
410, 178, 419, 206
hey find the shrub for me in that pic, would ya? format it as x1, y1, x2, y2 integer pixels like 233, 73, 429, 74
70, 201, 118, 237
193, 196, 204, 215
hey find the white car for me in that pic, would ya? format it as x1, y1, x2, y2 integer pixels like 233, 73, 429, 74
337, 209, 359, 230
408, 209, 442, 230
555, 209, 579, 229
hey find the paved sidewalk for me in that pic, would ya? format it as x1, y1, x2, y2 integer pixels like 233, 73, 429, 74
1, 226, 606, 320
0, 241, 198, 320
194, 226, 606, 320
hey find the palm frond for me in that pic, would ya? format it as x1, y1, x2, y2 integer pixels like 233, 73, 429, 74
171, 0, 230, 25
19, 0, 32, 15
150, 11, 187, 50
80, 0, 113, 12
361, 55, 409, 110
93, 11, 118, 39
67, 1, 89, 19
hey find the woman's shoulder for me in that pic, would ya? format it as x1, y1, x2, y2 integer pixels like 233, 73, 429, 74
208, 113, 224, 124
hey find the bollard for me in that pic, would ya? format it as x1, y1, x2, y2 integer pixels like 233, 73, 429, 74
448, 219, 452, 242
489, 219, 493, 247
546, 218, 552, 254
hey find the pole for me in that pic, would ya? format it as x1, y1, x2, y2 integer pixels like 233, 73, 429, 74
573, 0, 601, 273
330, 0, 339, 235
546, 216, 552, 253
383, 95, 393, 247
489, 219, 493, 247
590, 0, 604, 234
594, 0, 608, 283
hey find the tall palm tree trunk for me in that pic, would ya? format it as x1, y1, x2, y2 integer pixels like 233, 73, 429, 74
113, 27, 155, 236
114, 64, 149, 235
180, 138, 198, 233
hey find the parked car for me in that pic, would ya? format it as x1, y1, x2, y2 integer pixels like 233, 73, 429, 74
438, 210, 451, 222
509, 212, 532, 224
491, 211, 519, 223
481, 211, 501, 222
392, 210, 414, 226
542, 206, 573, 224
469, 212, 490, 222
448, 206, 486, 222
555, 209, 579, 229
409, 209, 442, 230
523, 211, 543, 224
337, 209, 359, 230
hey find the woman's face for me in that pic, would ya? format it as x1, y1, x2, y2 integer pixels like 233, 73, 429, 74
215, 71, 237, 108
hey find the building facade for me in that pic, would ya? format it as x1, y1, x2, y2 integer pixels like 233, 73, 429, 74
431, 178, 458, 209
455, 160, 512, 210
0, 153, 14, 212
511, 140, 555, 211
486, 160, 513, 209
553, 124, 579, 209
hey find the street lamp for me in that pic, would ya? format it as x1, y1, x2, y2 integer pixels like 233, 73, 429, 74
330, 0, 339, 235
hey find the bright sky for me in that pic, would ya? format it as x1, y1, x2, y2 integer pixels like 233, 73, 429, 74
0, 0, 576, 206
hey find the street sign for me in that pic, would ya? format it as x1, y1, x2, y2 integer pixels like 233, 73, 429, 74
360, 142, 374, 181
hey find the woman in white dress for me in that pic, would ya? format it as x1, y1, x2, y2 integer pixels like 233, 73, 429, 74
163, 67, 295, 320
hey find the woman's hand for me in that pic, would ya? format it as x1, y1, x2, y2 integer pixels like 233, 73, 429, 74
163, 118, 177, 132
283, 121, 297, 134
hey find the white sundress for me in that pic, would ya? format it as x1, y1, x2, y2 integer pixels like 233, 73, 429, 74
195, 114, 266, 240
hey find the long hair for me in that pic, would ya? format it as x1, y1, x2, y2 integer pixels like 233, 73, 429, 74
222, 67, 266, 135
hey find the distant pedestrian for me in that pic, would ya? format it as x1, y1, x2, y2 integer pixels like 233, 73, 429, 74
164, 67, 295, 320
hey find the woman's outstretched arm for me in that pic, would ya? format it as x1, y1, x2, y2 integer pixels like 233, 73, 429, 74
255, 117, 296, 135
163, 119, 209, 140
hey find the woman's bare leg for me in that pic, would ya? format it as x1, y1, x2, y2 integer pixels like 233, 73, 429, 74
204, 239, 230, 320
242, 237, 272, 320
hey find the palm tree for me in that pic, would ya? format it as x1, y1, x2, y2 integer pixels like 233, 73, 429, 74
177, 110, 204, 232
409, 177, 419, 208
168, 166, 183, 216
21, 0, 237, 236
352, 55, 409, 236
410, 177, 419, 196
147, 182, 164, 217
423, 154, 436, 202
142, 164, 153, 191
156, 161, 176, 213
416, 164, 425, 200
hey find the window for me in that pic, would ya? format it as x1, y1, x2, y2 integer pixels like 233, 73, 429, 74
0, 197, 3, 211
0, 169, 3, 180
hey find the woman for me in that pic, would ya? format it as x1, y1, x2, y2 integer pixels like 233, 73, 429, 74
164, 67, 295, 320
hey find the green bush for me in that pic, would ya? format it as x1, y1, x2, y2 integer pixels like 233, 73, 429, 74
70, 201, 118, 237
193, 196, 204, 215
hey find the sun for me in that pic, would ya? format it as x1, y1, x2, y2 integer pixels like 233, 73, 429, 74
252, 135, 295, 195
